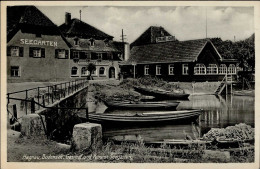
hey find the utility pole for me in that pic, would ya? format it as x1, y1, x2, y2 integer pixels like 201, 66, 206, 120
206, 7, 208, 39
80, 10, 82, 21
120, 29, 127, 60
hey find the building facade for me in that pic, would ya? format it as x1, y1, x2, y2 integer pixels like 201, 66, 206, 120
7, 6, 124, 82
7, 6, 71, 82
59, 13, 123, 80
122, 27, 238, 82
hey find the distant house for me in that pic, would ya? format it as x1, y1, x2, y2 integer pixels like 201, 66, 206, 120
59, 13, 123, 79
7, 6, 71, 82
130, 26, 175, 49
122, 26, 238, 82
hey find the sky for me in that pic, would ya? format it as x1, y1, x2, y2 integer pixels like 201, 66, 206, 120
37, 6, 254, 43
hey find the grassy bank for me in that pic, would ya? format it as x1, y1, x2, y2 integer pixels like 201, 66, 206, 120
8, 130, 254, 163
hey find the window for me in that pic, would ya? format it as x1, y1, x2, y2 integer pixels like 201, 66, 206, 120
144, 65, 149, 75
7, 46, 23, 57
29, 47, 45, 58
156, 65, 161, 75
182, 64, 189, 75
169, 64, 174, 75
228, 64, 236, 74
104, 39, 109, 46
34, 49, 41, 57
11, 66, 20, 77
99, 67, 105, 76
89, 38, 95, 46
81, 67, 88, 76
91, 53, 98, 60
108, 53, 113, 60
79, 52, 90, 60
11, 47, 19, 56
97, 53, 102, 60
73, 51, 79, 59
54, 49, 67, 59
58, 50, 65, 58
71, 67, 78, 76
219, 64, 227, 74
207, 64, 218, 74
194, 64, 206, 75
74, 38, 79, 46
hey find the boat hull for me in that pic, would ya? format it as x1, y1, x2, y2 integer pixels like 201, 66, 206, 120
88, 110, 202, 125
103, 100, 180, 110
134, 87, 190, 100
233, 90, 254, 96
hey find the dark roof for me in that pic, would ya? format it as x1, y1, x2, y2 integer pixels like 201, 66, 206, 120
59, 19, 113, 40
130, 26, 173, 48
128, 39, 222, 64
7, 6, 68, 44
66, 38, 119, 52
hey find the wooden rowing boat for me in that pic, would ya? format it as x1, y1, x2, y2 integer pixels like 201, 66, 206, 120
233, 90, 254, 96
102, 100, 180, 110
88, 109, 202, 124
134, 86, 190, 100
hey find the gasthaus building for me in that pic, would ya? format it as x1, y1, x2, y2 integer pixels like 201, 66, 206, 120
7, 6, 72, 83
122, 26, 238, 82
59, 13, 123, 80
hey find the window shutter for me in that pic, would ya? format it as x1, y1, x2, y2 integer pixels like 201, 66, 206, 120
71, 50, 74, 59
19, 47, 23, 57
65, 50, 69, 59
55, 49, 58, 58
41, 48, 45, 58
29, 47, 33, 57
7, 46, 11, 56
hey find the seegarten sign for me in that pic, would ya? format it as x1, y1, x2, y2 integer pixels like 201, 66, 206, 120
20, 39, 58, 47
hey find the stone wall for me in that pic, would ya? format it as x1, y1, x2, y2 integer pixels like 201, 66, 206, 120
21, 86, 89, 138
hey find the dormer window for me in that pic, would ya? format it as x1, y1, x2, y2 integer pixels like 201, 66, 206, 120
74, 37, 79, 46
104, 38, 109, 46
89, 38, 95, 46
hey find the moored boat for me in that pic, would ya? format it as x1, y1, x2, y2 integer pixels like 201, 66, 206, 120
88, 109, 202, 124
102, 100, 180, 110
134, 86, 190, 100
233, 90, 254, 96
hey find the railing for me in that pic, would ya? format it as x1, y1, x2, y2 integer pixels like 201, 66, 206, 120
7, 79, 88, 115
7, 97, 89, 136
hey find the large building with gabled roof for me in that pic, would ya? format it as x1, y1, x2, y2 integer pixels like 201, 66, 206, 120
7, 6, 72, 82
122, 26, 238, 82
58, 13, 123, 79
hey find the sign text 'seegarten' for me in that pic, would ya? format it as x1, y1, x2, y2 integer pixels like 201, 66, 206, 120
20, 39, 58, 47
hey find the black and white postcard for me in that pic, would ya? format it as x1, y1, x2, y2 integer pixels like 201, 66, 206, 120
1, 1, 259, 169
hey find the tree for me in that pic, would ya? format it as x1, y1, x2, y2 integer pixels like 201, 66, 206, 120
210, 34, 255, 71
87, 63, 96, 80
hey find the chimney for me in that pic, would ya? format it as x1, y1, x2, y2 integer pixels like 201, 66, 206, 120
124, 43, 130, 61
65, 12, 71, 25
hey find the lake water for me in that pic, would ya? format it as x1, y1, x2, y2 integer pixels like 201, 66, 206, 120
102, 94, 255, 142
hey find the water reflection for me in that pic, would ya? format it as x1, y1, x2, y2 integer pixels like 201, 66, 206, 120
102, 94, 254, 141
